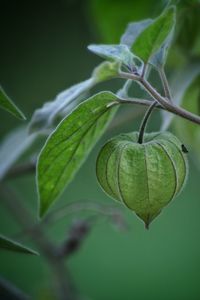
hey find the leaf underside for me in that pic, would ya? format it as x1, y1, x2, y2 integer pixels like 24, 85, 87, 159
29, 61, 120, 133
88, 44, 132, 65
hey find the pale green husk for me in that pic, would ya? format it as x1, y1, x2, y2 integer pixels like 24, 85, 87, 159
96, 131, 188, 228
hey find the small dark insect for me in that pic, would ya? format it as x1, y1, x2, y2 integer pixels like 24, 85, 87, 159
181, 144, 188, 153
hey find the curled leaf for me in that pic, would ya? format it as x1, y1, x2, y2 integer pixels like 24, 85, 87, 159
29, 62, 120, 133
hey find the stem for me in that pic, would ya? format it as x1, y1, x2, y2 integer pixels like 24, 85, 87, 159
138, 101, 157, 144
118, 97, 163, 109
119, 71, 200, 126
158, 68, 172, 101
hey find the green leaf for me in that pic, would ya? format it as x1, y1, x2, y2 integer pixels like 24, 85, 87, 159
37, 92, 120, 217
29, 62, 120, 134
132, 6, 176, 65
92, 61, 120, 83
120, 9, 175, 69
0, 87, 26, 120
0, 234, 38, 255
88, 44, 139, 70
120, 19, 153, 48
0, 126, 43, 180
150, 30, 174, 68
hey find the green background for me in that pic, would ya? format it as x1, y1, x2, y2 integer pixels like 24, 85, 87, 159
0, 0, 200, 299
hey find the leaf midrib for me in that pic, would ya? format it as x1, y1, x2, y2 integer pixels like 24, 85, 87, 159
39, 107, 114, 206
39, 105, 110, 178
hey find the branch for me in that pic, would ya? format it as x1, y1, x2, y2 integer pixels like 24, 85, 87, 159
5, 68, 199, 185
119, 71, 200, 126
0, 183, 76, 300
1, 184, 126, 298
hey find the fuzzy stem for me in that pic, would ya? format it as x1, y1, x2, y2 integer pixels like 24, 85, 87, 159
119, 71, 200, 126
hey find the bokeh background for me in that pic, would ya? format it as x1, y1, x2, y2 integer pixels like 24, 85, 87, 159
1, 0, 200, 299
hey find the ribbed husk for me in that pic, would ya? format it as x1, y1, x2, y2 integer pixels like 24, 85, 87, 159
96, 131, 188, 228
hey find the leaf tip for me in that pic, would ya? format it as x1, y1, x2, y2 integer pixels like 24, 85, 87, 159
29, 249, 40, 256
87, 44, 95, 52
18, 112, 27, 121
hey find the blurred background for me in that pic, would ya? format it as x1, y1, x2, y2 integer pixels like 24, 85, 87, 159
0, 0, 200, 299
